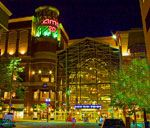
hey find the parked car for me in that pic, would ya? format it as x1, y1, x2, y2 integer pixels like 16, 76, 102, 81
99, 119, 126, 128
0, 119, 16, 128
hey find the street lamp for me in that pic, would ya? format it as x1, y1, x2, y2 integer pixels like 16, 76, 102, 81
45, 98, 51, 122
112, 32, 122, 67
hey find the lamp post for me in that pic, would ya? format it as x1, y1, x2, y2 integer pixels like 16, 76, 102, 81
45, 98, 51, 122
112, 32, 122, 67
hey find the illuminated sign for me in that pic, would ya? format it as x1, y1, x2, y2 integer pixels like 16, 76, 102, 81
42, 19, 59, 32
74, 105, 102, 109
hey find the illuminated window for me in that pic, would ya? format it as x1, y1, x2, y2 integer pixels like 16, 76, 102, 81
4, 92, 10, 99
50, 91, 55, 101
41, 77, 49, 82
40, 90, 49, 99
34, 90, 39, 100
0, 33, 6, 55
19, 30, 28, 55
51, 75, 54, 83
7, 31, 17, 55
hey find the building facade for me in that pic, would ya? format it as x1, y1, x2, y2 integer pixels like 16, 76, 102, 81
0, 5, 146, 121
139, 0, 150, 63
0, 2, 12, 40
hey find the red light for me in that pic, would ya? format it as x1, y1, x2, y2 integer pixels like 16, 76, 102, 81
49, 26, 56, 32
42, 19, 59, 28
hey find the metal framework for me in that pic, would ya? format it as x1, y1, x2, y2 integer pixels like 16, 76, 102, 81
56, 38, 119, 117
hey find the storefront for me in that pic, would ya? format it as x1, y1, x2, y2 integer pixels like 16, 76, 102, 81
2, 104, 24, 120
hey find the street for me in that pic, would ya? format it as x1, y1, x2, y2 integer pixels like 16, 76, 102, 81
14, 121, 146, 128
15, 122, 100, 128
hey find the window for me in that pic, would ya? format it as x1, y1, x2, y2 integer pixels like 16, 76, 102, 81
4, 92, 10, 99
34, 90, 39, 100
40, 90, 49, 99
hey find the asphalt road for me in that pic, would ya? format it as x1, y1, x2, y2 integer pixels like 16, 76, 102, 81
15, 122, 146, 128
15, 122, 100, 128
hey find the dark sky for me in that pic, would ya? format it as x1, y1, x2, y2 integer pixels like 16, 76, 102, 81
2, 0, 142, 39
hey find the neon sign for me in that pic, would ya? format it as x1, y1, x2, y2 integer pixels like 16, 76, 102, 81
42, 19, 59, 32
74, 105, 102, 109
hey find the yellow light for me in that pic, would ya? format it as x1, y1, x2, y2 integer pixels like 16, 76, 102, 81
24, 108, 27, 111
9, 51, 14, 55
38, 108, 40, 111
32, 71, 35, 75
77, 112, 80, 115
98, 112, 100, 115
39, 70, 41, 74
20, 50, 25, 55
30, 108, 33, 111
112, 34, 117, 39
49, 70, 52, 74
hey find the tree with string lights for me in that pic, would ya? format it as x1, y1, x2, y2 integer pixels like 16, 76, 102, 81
111, 59, 150, 128
0, 57, 26, 112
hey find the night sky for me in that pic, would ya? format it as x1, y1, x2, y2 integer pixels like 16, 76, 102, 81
2, 0, 142, 39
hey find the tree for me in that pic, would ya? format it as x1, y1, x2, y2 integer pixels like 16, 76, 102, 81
34, 103, 47, 119
0, 57, 25, 112
111, 59, 150, 128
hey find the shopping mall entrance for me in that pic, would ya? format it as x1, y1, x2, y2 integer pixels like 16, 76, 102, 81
57, 37, 119, 120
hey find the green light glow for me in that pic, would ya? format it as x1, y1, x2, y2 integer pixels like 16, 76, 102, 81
43, 31, 51, 37
53, 34, 58, 38
36, 31, 41, 37
35, 25, 59, 40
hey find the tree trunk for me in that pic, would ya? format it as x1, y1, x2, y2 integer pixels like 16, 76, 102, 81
143, 108, 149, 128
123, 107, 127, 125
9, 91, 12, 113
133, 106, 137, 128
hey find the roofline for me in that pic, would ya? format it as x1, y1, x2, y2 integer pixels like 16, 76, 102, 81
0, 2, 12, 16
60, 23, 69, 40
35, 6, 60, 16
9, 16, 33, 23
0, 23, 8, 31
57, 37, 118, 54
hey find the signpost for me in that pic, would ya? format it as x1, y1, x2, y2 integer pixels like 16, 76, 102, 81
45, 98, 51, 122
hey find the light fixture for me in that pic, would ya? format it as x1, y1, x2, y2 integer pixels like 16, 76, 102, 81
32, 71, 35, 75
112, 34, 117, 40
9, 51, 14, 55
20, 51, 25, 55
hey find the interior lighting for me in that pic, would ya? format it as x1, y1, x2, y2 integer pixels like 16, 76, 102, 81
49, 70, 52, 74
77, 112, 80, 115
30, 108, 33, 111
32, 71, 35, 75
39, 70, 42, 74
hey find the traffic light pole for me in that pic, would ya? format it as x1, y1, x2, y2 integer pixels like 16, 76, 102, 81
47, 105, 48, 122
